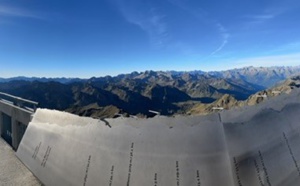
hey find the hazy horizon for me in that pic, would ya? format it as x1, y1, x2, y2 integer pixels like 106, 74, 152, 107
0, 64, 299, 79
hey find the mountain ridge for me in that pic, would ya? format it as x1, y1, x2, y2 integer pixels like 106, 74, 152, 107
1, 66, 300, 118
1, 65, 300, 87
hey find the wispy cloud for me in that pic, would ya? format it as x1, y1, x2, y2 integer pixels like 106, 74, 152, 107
243, 2, 296, 27
209, 23, 230, 56
166, 0, 231, 56
248, 14, 275, 19
145, 10, 169, 48
112, 1, 169, 48
112, 0, 235, 57
0, 5, 43, 19
243, 14, 275, 24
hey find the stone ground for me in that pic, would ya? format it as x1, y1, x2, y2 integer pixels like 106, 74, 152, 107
0, 138, 41, 186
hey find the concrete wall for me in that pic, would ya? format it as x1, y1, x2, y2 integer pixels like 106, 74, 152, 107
0, 100, 33, 150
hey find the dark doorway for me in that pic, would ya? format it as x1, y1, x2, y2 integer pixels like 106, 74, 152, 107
1, 113, 12, 146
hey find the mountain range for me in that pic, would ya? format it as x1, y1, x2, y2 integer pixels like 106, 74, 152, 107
0, 66, 299, 118
188, 75, 300, 115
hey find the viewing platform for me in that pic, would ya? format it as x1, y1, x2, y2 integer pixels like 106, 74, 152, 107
0, 92, 38, 150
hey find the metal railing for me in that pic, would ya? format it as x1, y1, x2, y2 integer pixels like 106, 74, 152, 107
0, 92, 38, 112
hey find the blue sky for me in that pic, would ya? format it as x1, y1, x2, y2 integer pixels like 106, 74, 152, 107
0, 0, 300, 78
